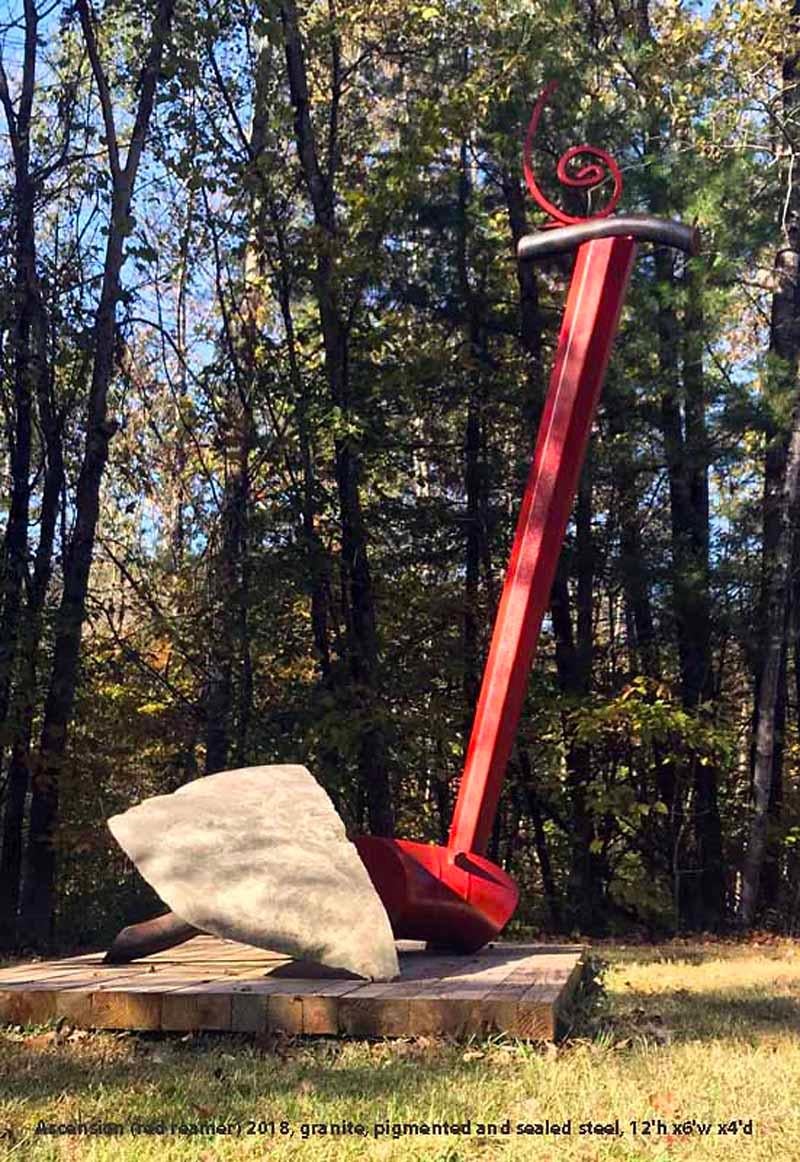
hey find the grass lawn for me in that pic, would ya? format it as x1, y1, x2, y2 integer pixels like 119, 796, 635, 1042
0, 938, 798, 1160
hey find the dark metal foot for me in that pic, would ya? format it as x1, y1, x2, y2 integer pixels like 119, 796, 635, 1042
104, 911, 200, 963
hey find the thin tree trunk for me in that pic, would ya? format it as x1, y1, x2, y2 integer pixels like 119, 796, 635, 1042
633, 0, 723, 930
0, 3, 54, 947
683, 261, 725, 927
576, 455, 593, 686
0, 406, 63, 948
458, 136, 484, 725
20, 0, 176, 944
741, 6, 800, 920
280, 0, 393, 834
270, 204, 333, 678
656, 247, 723, 928
519, 749, 561, 929
608, 379, 681, 890
742, 415, 800, 924
204, 426, 244, 775
202, 207, 256, 774
0, 2, 38, 750
606, 382, 659, 677
235, 430, 254, 768
0, 196, 33, 764
739, 0, 795, 924
212, 406, 254, 773
760, 649, 786, 914
551, 557, 605, 931
500, 172, 542, 402
268, 195, 342, 799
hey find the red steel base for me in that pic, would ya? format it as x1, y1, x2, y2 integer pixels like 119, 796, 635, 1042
354, 836, 519, 952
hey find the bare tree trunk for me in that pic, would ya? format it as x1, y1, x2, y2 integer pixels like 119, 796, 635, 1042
280, 0, 393, 834
202, 215, 256, 774
760, 649, 786, 914
656, 245, 723, 929
20, 0, 176, 945
519, 749, 561, 929
606, 382, 659, 678
741, 11, 800, 921
575, 455, 594, 685
630, 0, 723, 929
268, 193, 343, 802
740, 4, 800, 927
0, 3, 55, 947
270, 203, 333, 679
607, 378, 684, 899
0, 149, 33, 760
204, 438, 241, 775
0, 2, 39, 740
235, 429, 254, 769
742, 418, 800, 924
551, 547, 605, 932
500, 174, 541, 376
457, 136, 485, 733
682, 261, 725, 927
0, 405, 63, 947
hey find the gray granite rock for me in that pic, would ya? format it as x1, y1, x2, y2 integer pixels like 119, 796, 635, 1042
107, 764, 399, 980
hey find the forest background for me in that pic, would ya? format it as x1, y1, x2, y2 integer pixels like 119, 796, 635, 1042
1, 0, 799, 953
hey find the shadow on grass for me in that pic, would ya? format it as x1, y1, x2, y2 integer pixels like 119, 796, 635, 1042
693, 992, 800, 1033
602, 982, 800, 1043
0, 1032, 488, 1112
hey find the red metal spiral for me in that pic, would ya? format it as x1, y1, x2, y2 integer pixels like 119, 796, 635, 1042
523, 82, 622, 225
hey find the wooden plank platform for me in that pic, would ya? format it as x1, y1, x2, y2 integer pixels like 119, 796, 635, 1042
0, 936, 585, 1040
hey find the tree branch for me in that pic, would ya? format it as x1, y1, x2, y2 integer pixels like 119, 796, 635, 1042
18, 0, 37, 140
206, 43, 253, 160
280, 0, 334, 231
0, 55, 18, 149
75, 0, 121, 180
326, 0, 341, 184
122, 0, 176, 183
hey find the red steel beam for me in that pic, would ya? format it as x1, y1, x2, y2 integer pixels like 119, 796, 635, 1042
448, 234, 637, 857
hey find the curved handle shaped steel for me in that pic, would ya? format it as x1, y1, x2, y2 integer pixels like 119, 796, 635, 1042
518, 214, 700, 261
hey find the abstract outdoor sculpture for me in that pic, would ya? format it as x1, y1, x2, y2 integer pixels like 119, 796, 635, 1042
106, 86, 699, 972
351, 85, 699, 951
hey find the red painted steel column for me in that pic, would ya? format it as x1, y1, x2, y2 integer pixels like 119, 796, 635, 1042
448, 234, 637, 857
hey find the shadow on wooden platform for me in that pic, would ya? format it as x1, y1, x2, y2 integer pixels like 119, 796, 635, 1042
0, 936, 585, 1040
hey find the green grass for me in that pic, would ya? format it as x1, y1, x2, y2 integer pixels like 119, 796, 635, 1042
1, 939, 799, 1160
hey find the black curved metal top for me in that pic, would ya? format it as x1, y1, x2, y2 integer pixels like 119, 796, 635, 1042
517, 214, 700, 261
